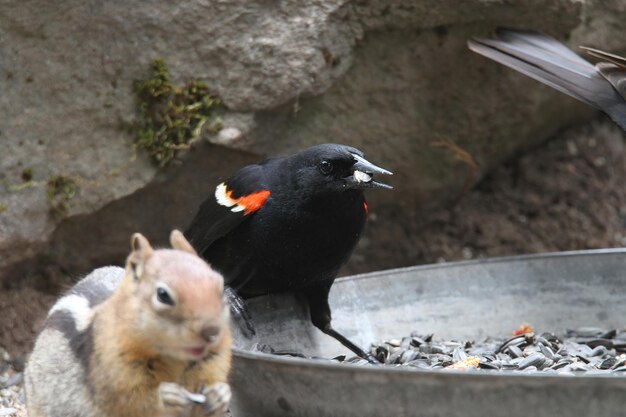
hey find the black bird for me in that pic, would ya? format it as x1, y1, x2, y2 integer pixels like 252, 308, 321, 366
184, 144, 392, 363
468, 29, 626, 131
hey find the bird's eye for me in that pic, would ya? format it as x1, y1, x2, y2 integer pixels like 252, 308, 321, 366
156, 287, 175, 306
319, 160, 333, 175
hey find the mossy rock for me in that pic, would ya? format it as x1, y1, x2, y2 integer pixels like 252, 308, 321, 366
46, 175, 78, 219
133, 59, 222, 168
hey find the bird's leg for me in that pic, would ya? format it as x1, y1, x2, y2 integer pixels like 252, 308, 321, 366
305, 285, 379, 364
224, 286, 256, 337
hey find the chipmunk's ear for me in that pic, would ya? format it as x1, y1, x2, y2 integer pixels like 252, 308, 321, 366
128, 233, 154, 280
169, 230, 197, 255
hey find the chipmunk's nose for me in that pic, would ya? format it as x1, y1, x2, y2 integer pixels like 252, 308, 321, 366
200, 325, 221, 343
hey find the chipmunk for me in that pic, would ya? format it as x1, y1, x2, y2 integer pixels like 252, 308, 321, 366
24, 230, 232, 417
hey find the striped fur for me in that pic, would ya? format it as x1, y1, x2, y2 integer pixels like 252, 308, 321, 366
25, 266, 124, 417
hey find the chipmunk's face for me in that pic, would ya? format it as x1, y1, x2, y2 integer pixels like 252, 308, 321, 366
127, 231, 229, 361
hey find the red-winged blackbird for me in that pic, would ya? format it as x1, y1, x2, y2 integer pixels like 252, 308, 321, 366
184, 144, 392, 363
468, 29, 626, 131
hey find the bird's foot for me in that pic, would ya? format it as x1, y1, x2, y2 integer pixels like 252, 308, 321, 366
224, 286, 256, 337
321, 326, 381, 364
362, 351, 380, 365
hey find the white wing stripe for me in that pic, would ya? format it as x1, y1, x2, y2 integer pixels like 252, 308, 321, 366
215, 183, 235, 207
215, 182, 246, 213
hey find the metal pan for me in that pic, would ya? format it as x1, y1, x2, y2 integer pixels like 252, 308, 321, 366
230, 249, 626, 417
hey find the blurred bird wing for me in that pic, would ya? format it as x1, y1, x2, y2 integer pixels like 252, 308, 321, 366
581, 46, 626, 70
595, 63, 626, 130
581, 45, 626, 100
468, 29, 621, 110
596, 63, 626, 98
468, 29, 626, 131
184, 164, 271, 254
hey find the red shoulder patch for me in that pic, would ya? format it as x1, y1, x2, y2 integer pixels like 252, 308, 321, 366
234, 189, 271, 215
363, 201, 368, 215
215, 183, 270, 215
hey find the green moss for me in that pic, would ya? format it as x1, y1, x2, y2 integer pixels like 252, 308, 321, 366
2, 179, 38, 192
133, 59, 222, 168
46, 175, 78, 219
0, 203, 7, 214
2, 167, 39, 192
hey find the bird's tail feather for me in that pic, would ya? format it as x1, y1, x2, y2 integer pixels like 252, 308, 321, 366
581, 46, 626, 70
467, 29, 621, 112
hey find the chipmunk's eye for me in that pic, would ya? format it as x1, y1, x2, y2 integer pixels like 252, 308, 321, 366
156, 286, 175, 306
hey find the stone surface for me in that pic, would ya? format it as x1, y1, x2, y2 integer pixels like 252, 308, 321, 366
349, 119, 626, 274
2, 0, 626, 286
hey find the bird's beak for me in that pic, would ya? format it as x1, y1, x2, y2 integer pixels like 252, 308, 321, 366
346, 153, 393, 190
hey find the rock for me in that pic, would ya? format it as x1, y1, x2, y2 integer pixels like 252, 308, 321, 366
1, 0, 625, 286
41, 145, 259, 278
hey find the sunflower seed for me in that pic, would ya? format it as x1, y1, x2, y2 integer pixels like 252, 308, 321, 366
294, 327, 626, 376
518, 353, 545, 370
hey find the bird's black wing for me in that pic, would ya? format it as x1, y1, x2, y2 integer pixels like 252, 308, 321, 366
184, 163, 271, 255
468, 29, 626, 131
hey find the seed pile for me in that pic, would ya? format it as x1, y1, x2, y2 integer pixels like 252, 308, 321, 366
331, 327, 626, 374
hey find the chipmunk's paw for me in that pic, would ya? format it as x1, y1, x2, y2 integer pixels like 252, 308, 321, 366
158, 382, 194, 417
201, 382, 231, 416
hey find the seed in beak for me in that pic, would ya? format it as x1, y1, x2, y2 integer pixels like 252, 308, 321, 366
354, 170, 372, 183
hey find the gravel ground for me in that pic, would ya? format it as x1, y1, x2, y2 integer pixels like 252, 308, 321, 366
0, 348, 27, 417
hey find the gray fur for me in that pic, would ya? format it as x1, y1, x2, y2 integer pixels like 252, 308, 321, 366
46, 310, 95, 372
67, 266, 125, 307
25, 266, 125, 417
25, 328, 99, 417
